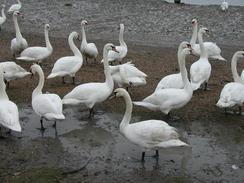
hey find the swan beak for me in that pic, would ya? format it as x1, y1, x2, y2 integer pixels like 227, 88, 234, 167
77, 35, 81, 41
186, 43, 192, 49
109, 92, 117, 100
29, 69, 34, 78
112, 46, 119, 53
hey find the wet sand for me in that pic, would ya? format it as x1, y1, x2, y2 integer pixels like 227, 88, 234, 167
1, 1, 244, 183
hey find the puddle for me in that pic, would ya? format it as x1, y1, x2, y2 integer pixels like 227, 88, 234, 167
0, 104, 244, 182
165, 0, 244, 6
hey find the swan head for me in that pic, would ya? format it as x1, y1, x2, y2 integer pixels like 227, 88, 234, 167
70, 31, 80, 40
13, 11, 22, 17
113, 88, 129, 98
30, 64, 42, 75
179, 41, 191, 50
45, 24, 50, 30
234, 51, 244, 59
104, 43, 119, 53
199, 27, 209, 35
120, 24, 124, 30
181, 47, 193, 56
81, 20, 88, 26
191, 19, 197, 26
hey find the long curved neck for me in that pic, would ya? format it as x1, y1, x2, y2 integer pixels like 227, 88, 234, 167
69, 35, 82, 57
17, 0, 21, 6
190, 24, 198, 45
120, 92, 132, 133
119, 27, 126, 46
231, 53, 241, 82
198, 31, 207, 58
179, 52, 191, 91
81, 25, 87, 44
0, 72, 9, 100
45, 28, 52, 51
32, 68, 44, 98
103, 48, 114, 90
13, 15, 22, 41
1, 7, 5, 20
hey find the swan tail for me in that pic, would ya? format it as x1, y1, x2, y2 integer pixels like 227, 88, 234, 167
158, 139, 189, 148
8, 123, 22, 132
211, 55, 226, 61
62, 98, 82, 105
16, 56, 36, 61
47, 73, 59, 79
133, 101, 158, 111
216, 98, 235, 108
45, 113, 65, 121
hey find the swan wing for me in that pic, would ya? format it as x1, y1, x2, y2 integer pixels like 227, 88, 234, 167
155, 73, 183, 90
18, 47, 49, 60
0, 100, 21, 132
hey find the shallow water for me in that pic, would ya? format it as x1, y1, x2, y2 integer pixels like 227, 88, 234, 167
166, 0, 244, 6
1, 104, 244, 182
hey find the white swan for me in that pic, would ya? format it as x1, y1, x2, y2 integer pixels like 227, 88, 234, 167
113, 88, 189, 161
0, 67, 21, 133
216, 51, 244, 114
31, 64, 65, 130
241, 70, 244, 81
10, 11, 28, 58
0, 61, 30, 88
190, 19, 225, 61
101, 24, 127, 64
80, 20, 98, 63
109, 61, 147, 89
133, 48, 193, 115
190, 27, 211, 91
155, 41, 191, 91
63, 43, 118, 118
8, 0, 22, 14
0, 4, 6, 31
47, 31, 83, 84
221, 0, 229, 11
17, 24, 53, 64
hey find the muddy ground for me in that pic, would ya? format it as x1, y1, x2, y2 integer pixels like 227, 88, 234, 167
0, 1, 244, 183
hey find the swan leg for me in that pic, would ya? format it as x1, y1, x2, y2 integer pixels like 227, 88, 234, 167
204, 82, 208, 91
141, 152, 145, 162
72, 77, 76, 85
239, 106, 242, 115
6, 129, 11, 135
88, 108, 94, 118
40, 118, 45, 131
85, 56, 88, 64
52, 121, 56, 128
94, 58, 96, 63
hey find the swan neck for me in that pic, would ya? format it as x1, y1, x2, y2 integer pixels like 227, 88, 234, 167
103, 48, 114, 90
69, 34, 82, 57
119, 27, 125, 46
0, 73, 9, 100
45, 28, 52, 51
120, 92, 132, 133
1, 7, 5, 19
190, 23, 198, 45
231, 53, 240, 82
178, 52, 191, 91
13, 15, 22, 40
81, 25, 87, 44
198, 31, 207, 58
18, 0, 21, 5
32, 68, 44, 98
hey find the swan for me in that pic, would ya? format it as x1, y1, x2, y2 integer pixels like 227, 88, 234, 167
113, 88, 189, 161
10, 11, 28, 58
190, 27, 211, 91
62, 43, 118, 118
31, 64, 65, 130
101, 24, 127, 64
109, 61, 147, 89
190, 19, 225, 61
8, 0, 22, 14
17, 24, 53, 64
0, 4, 6, 31
155, 41, 191, 91
216, 51, 244, 114
47, 31, 83, 84
80, 20, 98, 63
221, 0, 229, 11
241, 70, 244, 81
0, 67, 21, 134
133, 48, 193, 115
0, 61, 31, 88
